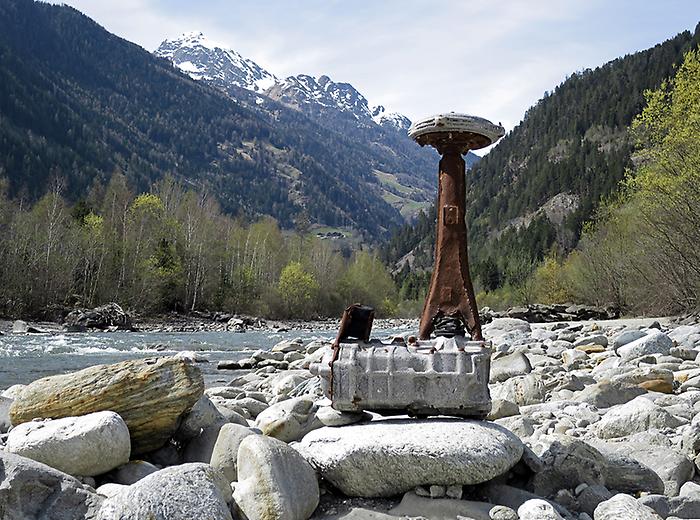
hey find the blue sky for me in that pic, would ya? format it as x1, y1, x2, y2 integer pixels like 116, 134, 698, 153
56, 0, 699, 141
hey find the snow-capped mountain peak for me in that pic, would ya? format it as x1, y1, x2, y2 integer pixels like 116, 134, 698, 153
267, 74, 376, 121
371, 105, 412, 131
155, 32, 277, 92
155, 32, 413, 130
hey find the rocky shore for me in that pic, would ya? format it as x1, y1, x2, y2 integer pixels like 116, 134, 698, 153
2, 317, 700, 519
1, 302, 622, 335
0, 305, 416, 335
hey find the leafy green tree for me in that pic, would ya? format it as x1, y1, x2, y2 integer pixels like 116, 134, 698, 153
340, 251, 397, 316
560, 48, 700, 314
278, 262, 320, 318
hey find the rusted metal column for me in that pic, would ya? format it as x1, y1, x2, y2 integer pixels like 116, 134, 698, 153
419, 145, 482, 341
409, 113, 505, 341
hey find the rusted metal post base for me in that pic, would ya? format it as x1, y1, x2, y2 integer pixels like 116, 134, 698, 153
419, 146, 482, 341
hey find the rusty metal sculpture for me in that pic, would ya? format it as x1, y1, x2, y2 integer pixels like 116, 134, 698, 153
312, 112, 505, 418
409, 113, 505, 341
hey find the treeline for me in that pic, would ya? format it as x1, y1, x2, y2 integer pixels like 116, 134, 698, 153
477, 48, 700, 315
0, 173, 399, 320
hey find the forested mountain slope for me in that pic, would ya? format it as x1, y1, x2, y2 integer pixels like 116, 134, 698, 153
155, 31, 481, 220
0, 0, 430, 237
385, 24, 700, 290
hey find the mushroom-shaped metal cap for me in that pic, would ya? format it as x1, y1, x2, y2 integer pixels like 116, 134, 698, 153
408, 112, 505, 153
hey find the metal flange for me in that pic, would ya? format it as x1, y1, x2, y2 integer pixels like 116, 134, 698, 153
408, 113, 505, 153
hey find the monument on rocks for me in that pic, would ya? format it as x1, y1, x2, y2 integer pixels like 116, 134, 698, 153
313, 113, 505, 418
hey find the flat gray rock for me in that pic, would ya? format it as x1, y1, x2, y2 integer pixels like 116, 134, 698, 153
296, 418, 524, 497
595, 396, 683, 438
97, 463, 232, 520
616, 330, 673, 362
612, 329, 647, 350
389, 491, 492, 519
0, 451, 103, 520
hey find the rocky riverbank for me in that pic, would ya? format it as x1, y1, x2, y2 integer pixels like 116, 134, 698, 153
0, 309, 417, 335
2, 317, 700, 519
0, 301, 622, 335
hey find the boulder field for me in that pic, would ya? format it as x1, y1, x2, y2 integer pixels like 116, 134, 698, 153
1, 318, 700, 519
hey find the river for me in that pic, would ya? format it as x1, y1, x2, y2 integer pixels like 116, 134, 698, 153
0, 324, 414, 390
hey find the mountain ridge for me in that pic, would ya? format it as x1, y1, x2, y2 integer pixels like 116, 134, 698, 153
156, 31, 417, 132
155, 31, 489, 221
0, 0, 455, 238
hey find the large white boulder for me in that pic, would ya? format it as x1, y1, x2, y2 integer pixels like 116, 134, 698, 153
616, 330, 673, 362
6, 411, 130, 476
669, 325, 700, 350
594, 493, 662, 519
295, 418, 524, 497
210, 423, 257, 483
594, 396, 684, 439
97, 463, 232, 520
254, 396, 321, 442
234, 434, 319, 520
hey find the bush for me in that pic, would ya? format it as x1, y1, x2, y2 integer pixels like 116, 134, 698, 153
277, 262, 320, 319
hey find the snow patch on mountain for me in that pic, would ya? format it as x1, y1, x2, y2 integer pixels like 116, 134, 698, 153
372, 106, 412, 131
156, 31, 277, 93
267, 74, 378, 121
155, 32, 413, 130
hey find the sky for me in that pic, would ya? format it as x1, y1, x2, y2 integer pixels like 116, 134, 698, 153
52, 0, 699, 147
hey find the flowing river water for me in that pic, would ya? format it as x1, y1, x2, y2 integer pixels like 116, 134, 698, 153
0, 324, 413, 390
